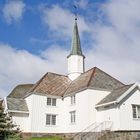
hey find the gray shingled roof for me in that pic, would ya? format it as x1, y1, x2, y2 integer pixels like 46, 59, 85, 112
7, 98, 28, 112
30, 72, 71, 96
8, 84, 33, 98
7, 67, 126, 110
64, 67, 124, 96
96, 84, 133, 106
7, 67, 125, 99
25, 67, 124, 97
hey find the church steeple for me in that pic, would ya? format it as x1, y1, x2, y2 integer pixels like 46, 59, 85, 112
67, 18, 85, 81
67, 19, 84, 58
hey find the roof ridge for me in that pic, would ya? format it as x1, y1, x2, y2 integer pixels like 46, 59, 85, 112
63, 80, 73, 97
29, 72, 49, 92
87, 67, 96, 87
47, 74, 66, 84
50, 78, 71, 97
15, 83, 33, 87
23, 72, 71, 98
83, 67, 96, 74
66, 67, 95, 83
10, 83, 33, 93
47, 72, 67, 77
30, 72, 68, 92
63, 67, 96, 96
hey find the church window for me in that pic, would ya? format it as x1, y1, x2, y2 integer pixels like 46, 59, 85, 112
71, 95, 76, 105
52, 98, 56, 106
46, 114, 56, 125
47, 98, 51, 106
132, 105, 140, 119
47, 98, 56, 106
70, 111, 76, 124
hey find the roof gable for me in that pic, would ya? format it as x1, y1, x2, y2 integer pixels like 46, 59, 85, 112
64, 67, 124, 96
64, 68, 94, 95
30, 72, 71, 96
89, 67, 124, 90
96, 83, 140, 107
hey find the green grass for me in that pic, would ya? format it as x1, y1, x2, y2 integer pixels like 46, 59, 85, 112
30, 136, 63, 140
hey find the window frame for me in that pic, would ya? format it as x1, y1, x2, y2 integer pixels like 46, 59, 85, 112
132, 104, 140, 119
46, 114, 57, 126
71, 95, 76, 105
70, 111, 76, 124
47, 98, 52, 106
47, 97, 56, 106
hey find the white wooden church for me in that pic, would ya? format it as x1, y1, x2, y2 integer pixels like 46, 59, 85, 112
4, 18, 140, 136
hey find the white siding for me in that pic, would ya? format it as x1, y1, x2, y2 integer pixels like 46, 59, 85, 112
11, 113, 29, 132
29, 94, 62, 133
68, 55, 84, 80
96, 106, 120, 130
23, 89, 109, 133
96, 88, 140, 131
119, 89, 140, 130
10, 88, 140, 132
61, 89, 110, 133
25, 94, 34, 132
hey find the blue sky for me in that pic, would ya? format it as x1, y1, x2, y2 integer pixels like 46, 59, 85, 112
0, 0, 140, 97
0, 0, 104, 54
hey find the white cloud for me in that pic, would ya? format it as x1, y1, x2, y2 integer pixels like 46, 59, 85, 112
3, 0, 25, 24
85, 0, 140, 84
75, 0, 89, 9
1, 0, 140, 98
0, 44, 68, 98
105, 0, 140, 34
41, 5, 89, 37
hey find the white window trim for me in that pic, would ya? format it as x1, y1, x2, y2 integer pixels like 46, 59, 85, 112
132, 104, 140, 119
70, 111, 76, 124
46, 114, 57, 126
47, 97, 57, 106
70, 95, 76, 105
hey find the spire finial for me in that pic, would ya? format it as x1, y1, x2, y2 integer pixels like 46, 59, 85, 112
73, 5, 78, 21
67, 5, 85, 58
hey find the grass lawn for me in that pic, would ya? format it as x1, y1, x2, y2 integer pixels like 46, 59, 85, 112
30, 136, 63, 140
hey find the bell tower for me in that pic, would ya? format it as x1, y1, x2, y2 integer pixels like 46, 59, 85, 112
67, 18, 85, 81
